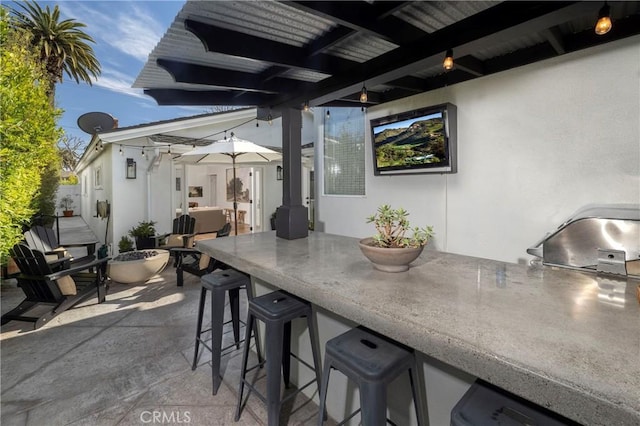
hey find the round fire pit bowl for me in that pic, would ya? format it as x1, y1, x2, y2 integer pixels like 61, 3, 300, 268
107, 249, 170, 284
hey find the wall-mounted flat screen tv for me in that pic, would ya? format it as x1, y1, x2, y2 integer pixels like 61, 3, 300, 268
370, 103, 457, 175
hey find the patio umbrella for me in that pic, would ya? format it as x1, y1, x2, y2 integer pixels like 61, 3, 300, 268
175, 133, 281, 235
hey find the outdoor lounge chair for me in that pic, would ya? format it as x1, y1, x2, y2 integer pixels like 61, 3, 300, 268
24, 225, 97, 265
156, 214, 197, 267
1, 244, 109, 330
170, 223, 232, 287
156, 214, 197, 249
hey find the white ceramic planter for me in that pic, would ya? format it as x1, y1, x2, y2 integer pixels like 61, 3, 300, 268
107, 249, 170, 284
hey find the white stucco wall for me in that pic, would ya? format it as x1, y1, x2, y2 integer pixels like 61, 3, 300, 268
317, 35, 640, 265
110, 141, 151, 251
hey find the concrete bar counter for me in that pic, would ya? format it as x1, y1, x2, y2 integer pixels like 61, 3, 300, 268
196, 232, 640, 426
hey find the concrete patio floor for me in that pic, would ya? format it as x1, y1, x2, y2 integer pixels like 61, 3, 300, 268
1, 217, 330, 426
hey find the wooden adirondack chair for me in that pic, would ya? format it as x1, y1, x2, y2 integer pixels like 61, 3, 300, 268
156, 214, 197, 267
170, 223, 231, 287
156, 214, 197, 249
1, 244, 109, 330
24, 225, 97, 265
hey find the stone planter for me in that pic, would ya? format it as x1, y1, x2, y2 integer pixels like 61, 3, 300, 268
358, 237, 424, 273
107, 249, 170, 284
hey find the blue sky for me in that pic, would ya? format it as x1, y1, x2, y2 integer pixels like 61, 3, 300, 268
31, 1, 204, 144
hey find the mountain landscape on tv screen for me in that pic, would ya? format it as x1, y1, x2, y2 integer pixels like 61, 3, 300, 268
374, 117, 446, 170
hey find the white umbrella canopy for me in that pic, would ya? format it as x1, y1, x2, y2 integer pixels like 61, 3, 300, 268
175, 134, 281, 164
175, 134, 281, 235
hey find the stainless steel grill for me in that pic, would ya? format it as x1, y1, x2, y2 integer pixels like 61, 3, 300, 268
527, 205, 640, 278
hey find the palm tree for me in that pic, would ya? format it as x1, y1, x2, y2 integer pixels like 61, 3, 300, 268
9, 1, 100, 103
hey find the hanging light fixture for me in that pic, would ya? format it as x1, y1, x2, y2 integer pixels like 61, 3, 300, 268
141, 147, 145, 157
326, 110, 330, 120
595, 2, 612, 35
443, 49, 454, 71
267, 114, 273, 126
167, 145, 171, 154
303, 101, 310, 112
119, 145, 123, 155
359, 84, 368, 103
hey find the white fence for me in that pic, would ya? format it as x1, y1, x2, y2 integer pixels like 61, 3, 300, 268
56, 185, 81, 216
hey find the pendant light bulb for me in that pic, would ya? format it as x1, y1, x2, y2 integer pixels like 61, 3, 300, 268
119, 145, 123, 155
443, 49, 454, 71
359, 84, 368, 103
326, 110, 330, 119
595, 2, 612, 35
303, 101, 310, 112
268, 114, 273, 126
167, 145, 171, 154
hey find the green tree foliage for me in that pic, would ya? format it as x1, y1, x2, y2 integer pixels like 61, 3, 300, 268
0, 8, 61, 263
8, 1, 100, 102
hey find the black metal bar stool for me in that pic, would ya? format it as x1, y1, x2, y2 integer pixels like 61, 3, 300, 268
235, 290, 323, 426
193, 268, 263, 395
318, 327, 424, 426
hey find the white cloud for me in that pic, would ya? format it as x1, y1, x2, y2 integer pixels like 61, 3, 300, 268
58, 2, 165, 62
92, 67, 148, 99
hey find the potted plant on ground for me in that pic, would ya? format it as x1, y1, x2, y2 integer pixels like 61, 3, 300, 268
270, 210, 277, 230
59, 195, 75, 217
359, 204, 434, 272
129, 221, 157, 250
118, 235, 134, 253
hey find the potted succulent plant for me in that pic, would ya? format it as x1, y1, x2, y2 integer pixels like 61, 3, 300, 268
359, 204, 434, 272
59, 195, 75, 217
129, 220, 157, 250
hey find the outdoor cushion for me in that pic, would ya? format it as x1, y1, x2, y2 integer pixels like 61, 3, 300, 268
199, 253, 211, 270
56, 275, 77, 296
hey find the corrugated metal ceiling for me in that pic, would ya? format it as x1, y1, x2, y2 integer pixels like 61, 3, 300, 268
134, 1, 640, 109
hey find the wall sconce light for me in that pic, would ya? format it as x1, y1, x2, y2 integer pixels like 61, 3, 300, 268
595, 2, 612, 35
276, 165, 283, 181
443, 49, 454, 71
126, 158, 136, 179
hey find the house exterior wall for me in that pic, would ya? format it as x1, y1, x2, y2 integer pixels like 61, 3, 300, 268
110, 141, 151, 252
78, 144, 113, 248
317, 35, 640, 265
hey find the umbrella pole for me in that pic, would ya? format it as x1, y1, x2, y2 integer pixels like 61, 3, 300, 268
233, 157, 238, 236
